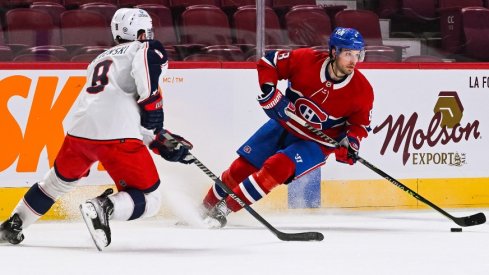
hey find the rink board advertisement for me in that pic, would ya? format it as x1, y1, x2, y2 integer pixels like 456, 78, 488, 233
0, 63, 488, 217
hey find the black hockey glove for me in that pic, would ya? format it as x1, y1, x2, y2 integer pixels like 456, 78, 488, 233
139, 91, 164, 133
149, 130, 195, 164
257, 84, 295, 122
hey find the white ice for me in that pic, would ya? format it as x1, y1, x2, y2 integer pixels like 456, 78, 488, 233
1, 208, 488, 275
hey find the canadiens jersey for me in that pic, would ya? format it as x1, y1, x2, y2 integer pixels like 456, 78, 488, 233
257, 48, 374, 147
68, 40, 168, 141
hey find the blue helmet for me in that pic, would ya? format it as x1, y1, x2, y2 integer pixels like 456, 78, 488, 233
328, 27, 365, 52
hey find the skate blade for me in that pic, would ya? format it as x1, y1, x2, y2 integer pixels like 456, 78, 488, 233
79, 203, 108, 251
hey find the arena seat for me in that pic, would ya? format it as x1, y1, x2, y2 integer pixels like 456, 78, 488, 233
30, 2, 66, 27
439, 0, 484, 55
376, 0, 400, 19
60, 10, 112, 49
13, 53, 61, 62
285, 5, 331, 46
233, 5, 284, 46
461, 7, 489, 61
180, 5, 232, 45
119, 0, 169, 8
80, 2, 118, 26
0, 46, 14, 61
272, 0, 316, 27
63, 0, 117, 9
6, 8, 60, 49
17, 45, 69, 61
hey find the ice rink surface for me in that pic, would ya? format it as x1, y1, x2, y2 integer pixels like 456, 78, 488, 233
1, 208, 488, 275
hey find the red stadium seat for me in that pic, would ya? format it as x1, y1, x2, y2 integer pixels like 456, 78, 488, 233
272, 0, 316, 27
439, 0, 484, 54
461, 7, 489, 61
6, 9, 60, 48
233, 5, 284, 46
220, 0, 272, 18
17, 45, 69, 61
63, 0, 117, 9
400, 0, 438, 23
170, 0, 220, 20
4, 0, 33, 8
80, 2, 118, 26
135, 4, 178, 45
180, 5, 233, 45
285, 5, 331, 46
60, 10, 112, 48
376, 0, 400, 19
0, 46, 14, 61
13, 53, 61, 62
30, 2, 66, 27
119, 0, 169, 8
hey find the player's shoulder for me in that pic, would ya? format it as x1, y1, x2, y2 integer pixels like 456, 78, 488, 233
352, 69, 374, 95
292, 48, 328, 63
137, 39, 168, 63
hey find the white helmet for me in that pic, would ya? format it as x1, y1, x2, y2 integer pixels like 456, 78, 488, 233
111, 8, 154, 41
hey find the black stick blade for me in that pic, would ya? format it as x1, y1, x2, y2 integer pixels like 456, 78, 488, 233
454, 212, 486, 227
276, 231, 324, 241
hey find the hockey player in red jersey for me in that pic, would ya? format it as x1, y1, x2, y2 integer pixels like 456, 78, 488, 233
201, 27, 374, 228
0, 8, 193, 250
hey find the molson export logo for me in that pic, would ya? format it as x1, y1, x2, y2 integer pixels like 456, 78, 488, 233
372, 92, 481, 166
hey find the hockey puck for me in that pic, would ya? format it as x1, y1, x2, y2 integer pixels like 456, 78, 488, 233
450, 228, 462, 232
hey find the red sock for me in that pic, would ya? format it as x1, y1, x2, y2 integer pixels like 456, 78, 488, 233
202, 156, 257, 209
226, 153, 295, 212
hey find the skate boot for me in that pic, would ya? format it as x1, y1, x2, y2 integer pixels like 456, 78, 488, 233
0, 213, 25, 245
204, 199, 231, 229
79, 188, 114, 251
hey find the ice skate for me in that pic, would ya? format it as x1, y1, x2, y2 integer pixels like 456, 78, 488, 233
79, 188, 114, 251
203, 199, 231, 229
0, 213, 25, 245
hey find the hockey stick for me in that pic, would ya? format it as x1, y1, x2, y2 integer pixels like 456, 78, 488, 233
285, 110, 486, 227
161, 131, 324, 241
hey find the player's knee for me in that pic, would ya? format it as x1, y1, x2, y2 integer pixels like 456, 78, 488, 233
124, 188, 161, 220
227, 156, 258, 183
261, 153, 295, 184
39, 168, 78, 199
143, 190, 161, 218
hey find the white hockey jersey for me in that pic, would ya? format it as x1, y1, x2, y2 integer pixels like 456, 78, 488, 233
68, 40, 168, 141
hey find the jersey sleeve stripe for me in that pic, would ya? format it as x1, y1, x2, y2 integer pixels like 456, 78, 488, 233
143, 42, 151, 95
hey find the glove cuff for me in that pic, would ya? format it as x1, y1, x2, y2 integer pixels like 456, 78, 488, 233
347, 135, 360, 152
258, 88, 283, 109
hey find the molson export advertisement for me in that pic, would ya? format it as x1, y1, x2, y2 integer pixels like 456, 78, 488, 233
0, 65, 487, 212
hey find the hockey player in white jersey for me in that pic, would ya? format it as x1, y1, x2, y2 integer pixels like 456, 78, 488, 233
0, 8, 193, 251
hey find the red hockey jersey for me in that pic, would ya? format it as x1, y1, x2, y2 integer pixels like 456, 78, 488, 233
257, 48, 374, 147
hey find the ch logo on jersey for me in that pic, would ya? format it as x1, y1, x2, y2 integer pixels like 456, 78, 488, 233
295, 98, 329, 129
